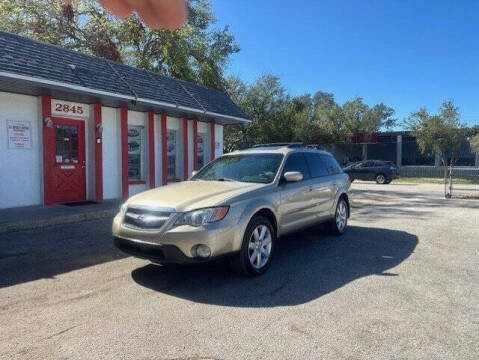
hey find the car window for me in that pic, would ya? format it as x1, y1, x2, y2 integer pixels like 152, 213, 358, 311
192, 154, 283, 184
363, 161, 375, 168
321, 155, 342, 175
374, 160, 385, 166
282, 153, 311, 180
305, 153, 329, 178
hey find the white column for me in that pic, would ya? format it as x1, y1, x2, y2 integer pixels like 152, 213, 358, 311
396, 135, 402, 168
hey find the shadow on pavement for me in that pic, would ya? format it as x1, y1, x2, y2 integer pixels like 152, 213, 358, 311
0, 218, 124, 289
131, 225, 418, 307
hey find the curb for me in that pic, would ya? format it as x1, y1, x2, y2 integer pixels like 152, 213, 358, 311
0, 209, 117, 234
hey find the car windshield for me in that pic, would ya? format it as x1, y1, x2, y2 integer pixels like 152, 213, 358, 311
192, 154, 284, 184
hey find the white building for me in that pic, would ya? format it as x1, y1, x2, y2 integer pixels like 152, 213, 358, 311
0, 32, 250, 209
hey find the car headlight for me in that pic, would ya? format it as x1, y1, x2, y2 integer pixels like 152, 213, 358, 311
175, 206, 229, 227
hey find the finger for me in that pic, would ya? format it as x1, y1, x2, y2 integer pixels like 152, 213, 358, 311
136, 0, 187, 29
97, 0, 134, 18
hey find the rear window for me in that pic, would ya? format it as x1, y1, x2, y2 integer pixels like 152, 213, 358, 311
321, 155, 342, 175
282, 153, 311, 180
305, 153, 329, 178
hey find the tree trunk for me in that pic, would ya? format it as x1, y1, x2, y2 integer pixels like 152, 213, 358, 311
447, 154, 456, 199
441, 157, 447, 198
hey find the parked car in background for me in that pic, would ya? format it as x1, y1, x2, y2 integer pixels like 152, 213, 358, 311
343, 160, 399, 184
113, 144, 351, 276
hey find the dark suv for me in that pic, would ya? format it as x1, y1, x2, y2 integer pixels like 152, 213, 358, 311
343, 160, 399, 184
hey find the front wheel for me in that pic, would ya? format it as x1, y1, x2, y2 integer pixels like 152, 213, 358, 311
327, 198, 348, 235
375, 173, 387, 184
232, 216, 275, 276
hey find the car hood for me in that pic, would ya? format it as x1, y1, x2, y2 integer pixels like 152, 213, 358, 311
126, 180, 266, 212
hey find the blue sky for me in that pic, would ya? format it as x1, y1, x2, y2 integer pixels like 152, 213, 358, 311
210, 0, 479, 126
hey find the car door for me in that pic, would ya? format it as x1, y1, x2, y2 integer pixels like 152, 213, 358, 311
304, 152, 335, 219
320, 154, 345, 212
359, 161, 375, 180
278, 152, 317, 235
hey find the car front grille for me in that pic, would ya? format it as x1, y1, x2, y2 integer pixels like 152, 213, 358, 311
123, 206, 173, 230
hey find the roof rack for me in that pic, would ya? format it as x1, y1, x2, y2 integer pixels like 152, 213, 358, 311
252, 143, 304, 148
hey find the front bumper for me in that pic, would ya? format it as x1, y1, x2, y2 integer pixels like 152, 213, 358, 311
114, 237, 210, 264
112, 213, 241, 263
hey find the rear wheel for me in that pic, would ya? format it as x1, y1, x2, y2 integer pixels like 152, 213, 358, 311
375, 173, 387, 184
232, 216, 275, 276
327, 198, 348, 235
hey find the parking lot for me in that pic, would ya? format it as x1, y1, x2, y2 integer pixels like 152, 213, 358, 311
1, 182, 478, 359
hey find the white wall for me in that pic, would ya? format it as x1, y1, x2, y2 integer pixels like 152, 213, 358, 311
0, 92, 42, 209
102, 107, 122, 199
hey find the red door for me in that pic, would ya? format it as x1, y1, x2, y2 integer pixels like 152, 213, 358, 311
51, 118, 86, 203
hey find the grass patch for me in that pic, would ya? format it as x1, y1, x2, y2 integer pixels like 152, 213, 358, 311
395, 177, 479, 185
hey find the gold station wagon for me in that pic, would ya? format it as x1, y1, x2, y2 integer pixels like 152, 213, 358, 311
113, 144, 351, 276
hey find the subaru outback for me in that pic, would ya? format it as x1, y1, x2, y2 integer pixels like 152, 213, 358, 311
113, 144, 351, 276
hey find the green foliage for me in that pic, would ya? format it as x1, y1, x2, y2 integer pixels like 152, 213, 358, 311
470, 134, 479, 154
0, 0, 239, 89
406, 101, 464, 165
225, 75, 396, 151
224, 74, 306, 149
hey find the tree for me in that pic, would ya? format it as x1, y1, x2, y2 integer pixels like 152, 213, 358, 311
224, 74, 310, 150
224, 73, 398, 153
470, 134, 479, 166
0, 0, 239, 89
341, 97, 396, 139
406, 101, 465, 198
470, 134, 479, 153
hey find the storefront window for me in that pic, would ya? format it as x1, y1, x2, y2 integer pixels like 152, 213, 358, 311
167, 129, 177, 180
197, 132, 205, 169
128, 126, 144, 181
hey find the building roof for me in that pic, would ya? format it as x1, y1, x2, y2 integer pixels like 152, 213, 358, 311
0, 31, 249, 124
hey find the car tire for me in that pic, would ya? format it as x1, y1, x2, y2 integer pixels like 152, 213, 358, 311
232, 215, 275, 276
327, 197, 348, 235
375, 173, 387, 184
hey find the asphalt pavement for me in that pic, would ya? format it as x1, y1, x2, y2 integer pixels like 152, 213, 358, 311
0, 182, 478, 359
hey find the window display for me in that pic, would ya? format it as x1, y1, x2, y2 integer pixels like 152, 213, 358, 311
167, 129, 177, 180
197, 132, 205, 169
128, 126, 144, 181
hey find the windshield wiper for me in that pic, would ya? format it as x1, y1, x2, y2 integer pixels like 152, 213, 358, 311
216, 177, 235, 182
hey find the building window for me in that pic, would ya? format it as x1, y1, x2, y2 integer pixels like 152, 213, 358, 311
128, 126, 144, 181
197, 132, 205, 169
55, 125, 79, 164
167, 129, 177, 180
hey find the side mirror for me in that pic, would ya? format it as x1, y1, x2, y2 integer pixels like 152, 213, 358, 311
190, 170, 198, 178
283, 171, 303, 183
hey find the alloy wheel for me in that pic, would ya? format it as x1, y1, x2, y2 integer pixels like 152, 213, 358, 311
248, 224, 272, 269
376, 174, 386, 184
336, 200, 348, 232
